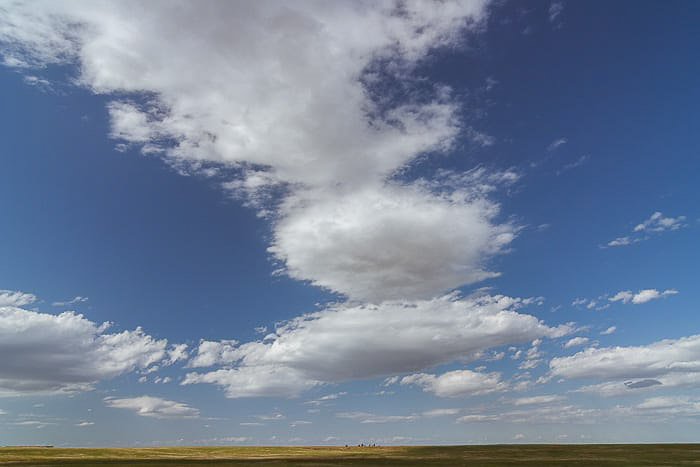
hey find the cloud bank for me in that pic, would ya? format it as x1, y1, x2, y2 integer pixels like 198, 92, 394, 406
0, 304, 184, 395
0, 0, 520, 303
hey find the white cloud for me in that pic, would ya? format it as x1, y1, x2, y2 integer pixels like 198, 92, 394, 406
186, 340, 238, 368
104, 395, 199, 419
563, 337, 589, 348
0, 1, 519, 303
270, 183, 517, 301
547, 137, 567, 151
400, 369, 507, 397
600, 326, 616, 335
0, 305, 179, 396
548, 2, 564, 24
51, 296, 88, 307
609, 289, 678, 305
607, 211, 686, 247
336, 411, 418, 424
422, 408, 461, 417
457, 404, 599, 424
76, 421, 94, 427
510, 395, 566, 406
550, 334, 700, 382
0, 290, 37, 307
633, 212, 686, 233
556, 155, 589, 175
183, 293, 571, 398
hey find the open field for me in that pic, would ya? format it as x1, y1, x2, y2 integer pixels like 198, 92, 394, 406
1, 444, 699, 466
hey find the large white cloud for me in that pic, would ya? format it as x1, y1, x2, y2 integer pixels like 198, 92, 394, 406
270, 184, 515, 301
0, 305, 182, 395
0, 0, 520, 302
183, 293, 571, 398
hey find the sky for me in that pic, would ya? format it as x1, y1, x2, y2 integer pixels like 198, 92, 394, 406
1, 0, 699, 447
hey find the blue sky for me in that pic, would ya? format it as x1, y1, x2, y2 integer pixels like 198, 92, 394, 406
1, 0, 699, 446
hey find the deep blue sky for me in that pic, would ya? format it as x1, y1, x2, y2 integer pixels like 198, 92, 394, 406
1, 0, 699, 446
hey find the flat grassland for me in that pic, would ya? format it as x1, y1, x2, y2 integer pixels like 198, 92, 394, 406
1, 444, 699, 466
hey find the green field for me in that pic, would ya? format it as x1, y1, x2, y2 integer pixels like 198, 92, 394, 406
1, 444, 699, 466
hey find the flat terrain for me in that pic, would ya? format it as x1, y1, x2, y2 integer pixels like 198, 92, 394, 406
1, 444, 699, 466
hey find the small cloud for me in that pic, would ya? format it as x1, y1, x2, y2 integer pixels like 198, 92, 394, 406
104, 396, 199, 419
606, 211, 686, 247
0, 289, 37, 307
52, 296, 88, 307
513, 433, 526, 440
600, 326, 616, 335
609, 289, 678, 305
547, 137, 567, 151
76, 421, 95, 427
624, 379, 662, 389
564, 337, 589, 348
633, 212, 686, 233
548, 2, 564, 24
557, 155, 589, 175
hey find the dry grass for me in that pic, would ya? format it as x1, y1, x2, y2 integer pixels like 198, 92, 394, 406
1, 444, 699, 466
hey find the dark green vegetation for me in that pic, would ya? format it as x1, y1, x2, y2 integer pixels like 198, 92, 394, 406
1, 444, 699, 466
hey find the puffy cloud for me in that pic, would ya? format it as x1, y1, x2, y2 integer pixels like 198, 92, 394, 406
609, 289, 678, 305
550, 334, 700, 382
0, 289, 37, 307
186, 340, 238, 368
104, 395, 199, 419
0, 305, 179, 395
183, 293, 571, 398
270, 184, 516, 301
400, 369, 506, 397
600, 326, 616, 335
1, 1, 518, 303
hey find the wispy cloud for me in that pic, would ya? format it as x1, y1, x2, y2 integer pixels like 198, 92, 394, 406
609, 289, 678, 305
606, 211, 686, 247
51, 296, 88, 307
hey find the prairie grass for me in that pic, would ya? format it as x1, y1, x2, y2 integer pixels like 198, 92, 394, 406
1, 444, 699, 466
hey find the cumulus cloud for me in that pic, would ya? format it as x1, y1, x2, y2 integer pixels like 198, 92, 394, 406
104, 395, 199, 419
550, 334, 700, 388
183, 293, 571, 398
270, 184, 516, 301
400, 369, 506, 397
0, 0, 521, 303
609, 289, 678, 305
606, 211, 686, 247
600, 326, 616, 335
0, 304, 180, 396
0, 290, 37, 307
